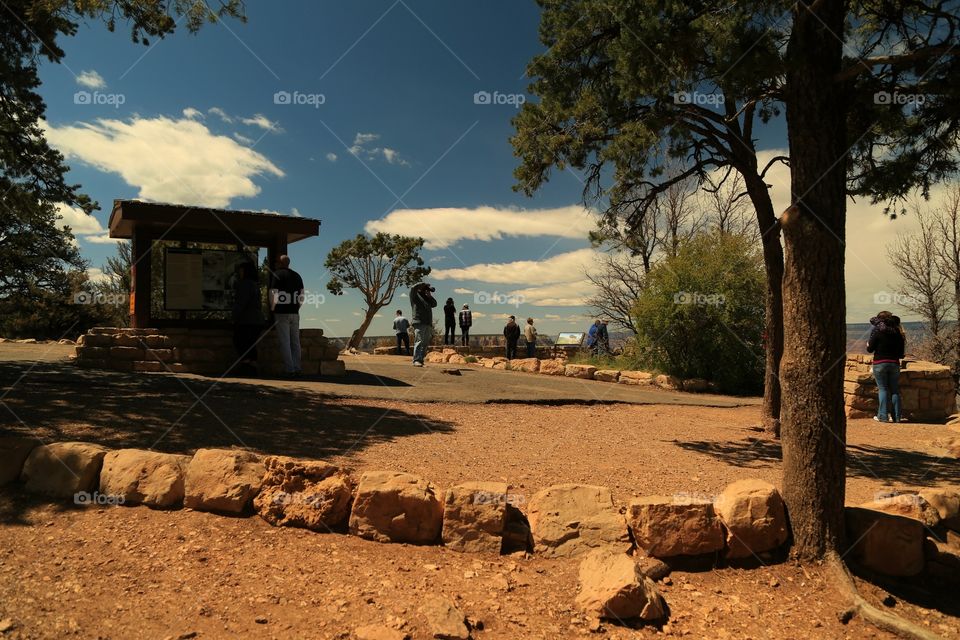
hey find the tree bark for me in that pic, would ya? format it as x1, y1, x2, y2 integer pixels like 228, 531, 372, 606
780, 0, 849, 560
347, 306, 381, 350
744, 173, 785, 437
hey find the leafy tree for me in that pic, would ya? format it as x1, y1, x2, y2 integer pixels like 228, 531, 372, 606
512, 0, 788, 436
92, 241, 133, 327
633, 231, 765, 393
516, 0, 960, 571
0, 0, 243, 335
325, 234, 431, 349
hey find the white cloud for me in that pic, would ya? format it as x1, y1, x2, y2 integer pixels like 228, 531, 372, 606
366, 205, 596, 249
84, 234, 122, 244
208, 107, 233, 123
324, 318, 342, 322
86, 267, 109, 284
453, 287, 474, 294
290, 207, 302, 217
56, 203, 104, 235
348, 132, 409, 166
76, 70, 106, 89
44, 115, 284, 208
240, 114, 280, 132
430, 255, 448, 263
431, 248, 596, 286
326, 152, 338, 162
233, 132, 254, 145
182, 107, 203, 120
507, 279, 595, 306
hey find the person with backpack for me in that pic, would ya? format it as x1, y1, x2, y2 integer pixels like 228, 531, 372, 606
409, 282, 437, 366
867, 310, 906, 423
503, 315, 521, 360
458, 304, 473, 346
443, 297, 457, 345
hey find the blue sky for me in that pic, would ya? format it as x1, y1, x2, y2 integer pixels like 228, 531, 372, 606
40, 1, 927, 334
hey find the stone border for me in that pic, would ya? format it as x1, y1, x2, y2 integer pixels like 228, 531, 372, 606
419, 350, 712, 393
2, 437, 958, 624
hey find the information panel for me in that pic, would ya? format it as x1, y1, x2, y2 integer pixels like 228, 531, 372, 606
164, 247, 257, 311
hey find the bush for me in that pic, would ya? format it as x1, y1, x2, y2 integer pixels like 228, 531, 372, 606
632, 231, 765, 394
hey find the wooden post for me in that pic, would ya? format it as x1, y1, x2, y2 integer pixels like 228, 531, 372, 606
131, 229, 152, 328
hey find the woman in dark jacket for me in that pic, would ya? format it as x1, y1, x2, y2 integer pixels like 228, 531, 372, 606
443, 298, 457, 345
866, 311, 906, 423
232, 262, 264, 376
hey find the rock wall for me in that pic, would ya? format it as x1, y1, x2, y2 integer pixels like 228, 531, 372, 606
74, 326, 344, 376
844, 354, 956, 422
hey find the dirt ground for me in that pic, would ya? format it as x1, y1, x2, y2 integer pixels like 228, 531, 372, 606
1, 353, 959, 638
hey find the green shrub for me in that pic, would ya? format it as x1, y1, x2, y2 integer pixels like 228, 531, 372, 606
632, 231, 765, 394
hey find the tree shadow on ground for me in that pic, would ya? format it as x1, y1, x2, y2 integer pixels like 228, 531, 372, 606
0, 361, 454, 460
673, 436, 957, 485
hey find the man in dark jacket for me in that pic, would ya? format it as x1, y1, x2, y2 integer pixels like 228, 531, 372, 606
867, 311, 906, 423
268, 255, 304, 376
458, 304, 473, 347
443, 298, 457, 345
503, 315, 521, 360
410, 282, 437, 366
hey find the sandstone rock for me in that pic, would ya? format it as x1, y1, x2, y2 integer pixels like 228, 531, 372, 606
594, 369, 620, 383
349, 471, 443, 544
20, 442, 109, 498
183, 448, 264, 514
374, 346, 398, 355
507, 358, 539, 373
528, 484, 630, 558
254, 456, 354, 531
713, 479, 788, 558
861, 494, 941, 528
575, 549, 666, 621
564, 364, 596, 379
441, 348, 457, 355
0, 436, 37, 486
447, 354, 467, 365
628, 495, 725, 557
492, 360, 508, 370
846, 506, 925, 576
355, 624, 409, 640
419, 597, 469, 640
919, 489, 960, 531
653, 374, 682, 390
618, 371, 654, 385
636, 553, 671, 581
538, 359, 566, 376
425, 351, 449, 364
682, 378, 710, 393
442, 481, 510, 554
99, 449, 190, 508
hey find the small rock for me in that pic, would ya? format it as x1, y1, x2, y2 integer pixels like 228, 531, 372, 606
0, 619, 16, 633
255, 617, 268, 624
355, 624, 409, 640
420, 596, 470, 639
575, 548, 666, 621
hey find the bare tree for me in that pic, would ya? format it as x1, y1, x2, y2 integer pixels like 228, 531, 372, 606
585, 253, 646, 334
702, 171, 758, 242
660, 175, 704, 258
887, 207, 951, 362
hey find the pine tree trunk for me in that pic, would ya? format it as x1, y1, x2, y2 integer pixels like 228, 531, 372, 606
348, 307, 380, 350
780, 0, 849, 561
745, 174, 785, 437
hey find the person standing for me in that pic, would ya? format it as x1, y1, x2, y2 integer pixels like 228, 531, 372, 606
597, 319, 610, 356
586, 319, 601, 355
232, 261, 263, 376
268, 254, 304, 377
524, 317, 538, 358
458, 304, 472, 347
443, 297, 457, 345
410, 282, 437, 366
503, 315, 521, 360
867, 311, 906, 423
393, 309, 411, 356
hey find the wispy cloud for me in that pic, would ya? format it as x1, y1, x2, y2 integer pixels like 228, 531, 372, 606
76, 70, 106, 89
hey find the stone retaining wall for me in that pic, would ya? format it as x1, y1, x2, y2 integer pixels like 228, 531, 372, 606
2, 437, 958, 624
844, 354, 956, 422
74, 326, 344, 377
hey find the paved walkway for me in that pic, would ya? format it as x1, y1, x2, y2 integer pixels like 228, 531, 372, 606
0, 343, 757, 407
